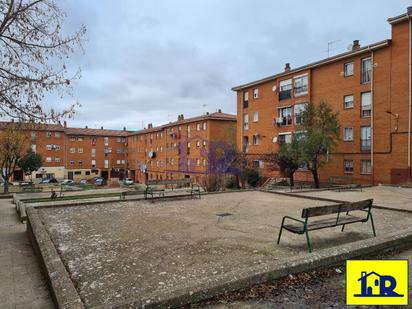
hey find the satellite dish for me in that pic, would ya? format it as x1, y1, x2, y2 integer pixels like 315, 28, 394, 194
347, 44, 353, 51
272, 85, 277, 92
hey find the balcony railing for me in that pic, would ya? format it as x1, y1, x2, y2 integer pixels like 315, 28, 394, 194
243, 122, 249, 130
361, 70, 371, 83
361, 139, 371, 152
294, 85, 308, 96
279, 89, 292, 100
361, 105, 371, 117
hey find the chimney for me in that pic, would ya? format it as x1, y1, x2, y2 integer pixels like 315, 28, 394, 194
408, 7, 412, 14
181, 114, 184, 120
123, 126, 126, 131
284, 63, 291, 72
218, 109, 222, 113
11, 119, 14, 123
206, 112, 209, 115
85, 125, 88, 129
148, 123, 153, 129
101, 126, 103, 130
64, 121, 67, 128
177, 115, 181, 121
352, 40, 360, 51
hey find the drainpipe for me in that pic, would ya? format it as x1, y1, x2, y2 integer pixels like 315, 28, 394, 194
408, 11, 412, 178
370, 49, 375, 185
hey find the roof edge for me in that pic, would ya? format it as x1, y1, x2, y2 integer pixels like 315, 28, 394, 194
231, 39, 391, 91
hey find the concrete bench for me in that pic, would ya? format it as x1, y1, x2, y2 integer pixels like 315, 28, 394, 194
277, 199, 375, 252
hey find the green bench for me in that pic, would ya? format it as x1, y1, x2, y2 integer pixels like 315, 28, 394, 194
145, 179, 201, 200
120, 190, 146, 200
277, 199, 375, 252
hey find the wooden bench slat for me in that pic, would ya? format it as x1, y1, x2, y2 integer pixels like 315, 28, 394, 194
301, 199, 372, 218
283, 214, 364, 233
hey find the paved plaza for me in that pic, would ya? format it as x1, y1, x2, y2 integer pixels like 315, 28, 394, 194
0, 198, 53, 309
34, 191, 412, 307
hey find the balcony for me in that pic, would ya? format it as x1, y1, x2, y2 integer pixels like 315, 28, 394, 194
243, 100, 249, 108
361, 70, 371, 84
361, 139, 371, 152
243, 122, 249, 130
279, 89, 292, 100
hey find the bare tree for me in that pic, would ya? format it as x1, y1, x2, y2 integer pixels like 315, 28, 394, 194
0, 0, 86, 122
0, 124, 29, 192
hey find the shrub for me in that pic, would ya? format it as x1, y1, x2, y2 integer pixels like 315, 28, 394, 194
244, 169, 261, 187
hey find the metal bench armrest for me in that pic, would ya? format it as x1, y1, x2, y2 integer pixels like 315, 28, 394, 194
281, 216, 305, 226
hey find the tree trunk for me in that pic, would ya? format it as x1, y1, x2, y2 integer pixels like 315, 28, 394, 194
311, 167, 320, 188
289, 172, 295, 187
4, 179, 9, 193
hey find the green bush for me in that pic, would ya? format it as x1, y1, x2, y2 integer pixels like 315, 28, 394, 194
244, 169, 261, 187
225, 176, 239, 189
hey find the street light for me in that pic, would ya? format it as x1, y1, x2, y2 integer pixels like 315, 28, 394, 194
386, 111, 399, 132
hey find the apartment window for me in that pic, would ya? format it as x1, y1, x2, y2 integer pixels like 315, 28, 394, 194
294, 103, 307, 125
70, 160, 74, 166
253, 88, 259, 99
46, 132, 52, 138
117, 160, 121, 164
361, 126, 371, 151
344, 95, 354, 109
117, 137, 121, 143
31, 132, 36, 140
78, 160, 83, 166
243, 91, 249, 108
70, 136, 76, 141
91, 160, 96, 168
78, 147, 83, 153
55, 132, 61, 138
197, 123, 201, 131
344, 160, 354, 173
46, 157, 52, 163
361, 92, 372, 117
361, 58, 372, 83
55, 158, 61, 163
242, 136, 249, 153
187, 125, 191, 137
279, 79, 292, 100
203, 140, 207, 147
252, 134, 260, 145
104, 137, 109, 146
46, 144, 52, 151
196, 159, 200, 166
203, 122, 207, 130
104, 160, 109, 168
31, 144, 36, 153
55, 145, 61, 151
253, 111, 259, 122
187, 159, 191, 167
344, 128, 353, 141
121, 160, 125, 164
278, 106, 292, 126
293, 75, 308, 96
344, 62, 354, 77
252, 160, 259, 169
361, 160, 372, 174
243, 113, 249, 130
70, 147, 75, 154
92, 137, 97, 146
196, 140, 200, 147
91, 148, 96, 157
77, 136, 83, 142
202, 159, 206, 166
278, 133, 292, 144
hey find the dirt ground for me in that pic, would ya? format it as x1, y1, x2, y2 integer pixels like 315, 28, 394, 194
37, 191, 412, 307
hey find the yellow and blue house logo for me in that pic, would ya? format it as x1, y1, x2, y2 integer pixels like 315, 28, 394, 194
346, 260, 408, 306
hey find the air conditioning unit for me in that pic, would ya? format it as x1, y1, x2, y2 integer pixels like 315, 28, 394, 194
275, 117, 283, 124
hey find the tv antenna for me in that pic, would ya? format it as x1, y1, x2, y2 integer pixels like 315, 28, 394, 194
324, 39, 341, 57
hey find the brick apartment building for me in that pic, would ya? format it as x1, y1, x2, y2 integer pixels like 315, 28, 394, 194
1, 111, 236, 184
232, 7, 412, 185
127, 111, 236, 185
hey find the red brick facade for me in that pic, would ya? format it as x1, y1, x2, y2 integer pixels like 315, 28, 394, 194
232, 9, 412, 185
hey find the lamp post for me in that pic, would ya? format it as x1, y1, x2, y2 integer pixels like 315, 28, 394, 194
386, 111, 399, 132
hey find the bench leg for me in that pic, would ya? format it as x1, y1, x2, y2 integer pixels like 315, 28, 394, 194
305, 230, 312, 253
370, 213, 376, 237
341, 224, 345, 232
277, 226, 284, 244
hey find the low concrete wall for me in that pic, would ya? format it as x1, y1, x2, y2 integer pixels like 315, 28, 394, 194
26, 207, 84, 309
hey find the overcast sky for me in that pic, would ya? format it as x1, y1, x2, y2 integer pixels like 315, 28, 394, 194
48, 0, 409, 130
